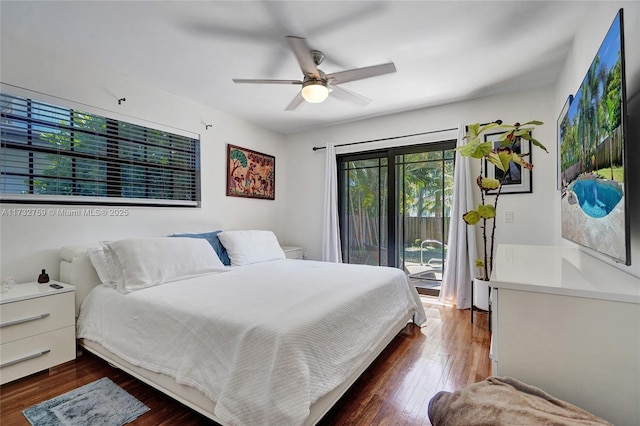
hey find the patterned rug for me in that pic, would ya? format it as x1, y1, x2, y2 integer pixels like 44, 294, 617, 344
23, 377, 149, 426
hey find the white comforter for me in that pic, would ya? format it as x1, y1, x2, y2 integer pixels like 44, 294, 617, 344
77, 259, 426, 426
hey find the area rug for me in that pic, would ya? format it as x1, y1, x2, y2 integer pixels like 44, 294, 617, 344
23, 377, 149, 426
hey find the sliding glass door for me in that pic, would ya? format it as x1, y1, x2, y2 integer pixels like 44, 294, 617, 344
339, 152, 392, 266
396, 144, 454, 294
338, 141, 455, 294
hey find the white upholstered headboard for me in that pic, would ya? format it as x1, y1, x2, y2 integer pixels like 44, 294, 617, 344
58, 246, 101, 317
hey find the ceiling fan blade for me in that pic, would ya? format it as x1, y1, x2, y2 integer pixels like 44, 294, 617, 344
233, 79, 302, 85
328, 62, 396, 85
286, 36, 320, 78
285, 91, 305, 111
330, 85, 372, 107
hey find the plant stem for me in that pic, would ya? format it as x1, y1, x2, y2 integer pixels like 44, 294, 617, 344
480, 160, 489, 280
489, 187, 502, 279
488, 133, 521, 278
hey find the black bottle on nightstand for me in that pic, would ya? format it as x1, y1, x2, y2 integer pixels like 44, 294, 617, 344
37, 269, 50, 283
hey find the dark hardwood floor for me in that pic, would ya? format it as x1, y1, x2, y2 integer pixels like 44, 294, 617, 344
0, 297, 491, 425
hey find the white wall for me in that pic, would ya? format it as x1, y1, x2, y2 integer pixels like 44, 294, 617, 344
281, 86, 559, 261
555, 1, 640, 279
0, 35, 288, 283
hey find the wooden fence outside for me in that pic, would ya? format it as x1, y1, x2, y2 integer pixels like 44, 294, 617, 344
403, 216, 450, 245
561, 126, 623, 185
346, 216, 450, 248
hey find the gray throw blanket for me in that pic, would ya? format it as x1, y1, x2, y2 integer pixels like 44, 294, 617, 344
428, 376, 612, 425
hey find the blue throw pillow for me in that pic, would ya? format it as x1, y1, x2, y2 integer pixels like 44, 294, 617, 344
170, 230, 231, 266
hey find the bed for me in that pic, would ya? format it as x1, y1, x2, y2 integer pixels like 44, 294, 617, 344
60, 231, 426, 426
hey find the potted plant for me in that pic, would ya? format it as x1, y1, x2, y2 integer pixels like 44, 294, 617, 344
460, 120, 547, 308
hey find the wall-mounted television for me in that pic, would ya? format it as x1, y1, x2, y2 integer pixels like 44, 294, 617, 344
559, 8, 630, 265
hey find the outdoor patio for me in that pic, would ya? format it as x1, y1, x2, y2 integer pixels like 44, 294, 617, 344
405, 260, 442, 296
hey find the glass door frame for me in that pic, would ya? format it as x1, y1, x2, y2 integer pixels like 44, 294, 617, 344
338, 149, 396, 267
337, 140, 456, 270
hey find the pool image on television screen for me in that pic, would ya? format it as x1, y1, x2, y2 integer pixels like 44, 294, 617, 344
559, 9, 630, 265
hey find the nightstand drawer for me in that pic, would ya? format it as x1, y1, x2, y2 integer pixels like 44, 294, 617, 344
0, 326, 75, 385
0, 292, 74, 344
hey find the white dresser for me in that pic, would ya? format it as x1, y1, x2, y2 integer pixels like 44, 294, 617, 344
0, 281, 76, 385
281, 246, 304, 259
489, 244, 640, 426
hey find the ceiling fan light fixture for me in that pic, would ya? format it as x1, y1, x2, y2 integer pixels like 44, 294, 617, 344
301, 80, 329, 103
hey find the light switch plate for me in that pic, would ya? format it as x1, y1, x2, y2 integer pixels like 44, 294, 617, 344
504, 210, 514, 223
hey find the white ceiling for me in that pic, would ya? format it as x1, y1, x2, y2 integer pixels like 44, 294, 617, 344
0, 1, 589, 134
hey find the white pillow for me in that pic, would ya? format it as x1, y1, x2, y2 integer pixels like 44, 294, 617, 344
87, 246, 116, 287
218, 230, 285, 266
103, 237, 228, 293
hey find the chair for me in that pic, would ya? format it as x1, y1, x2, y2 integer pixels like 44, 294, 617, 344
420, 239, 444, 267
426, 257, 443, 268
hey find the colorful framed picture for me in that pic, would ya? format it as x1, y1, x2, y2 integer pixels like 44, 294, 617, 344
483, 131, 532, 194
560, 9, 629, 265
226, 144, 275, 200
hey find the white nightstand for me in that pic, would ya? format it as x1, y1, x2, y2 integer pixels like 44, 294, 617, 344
0, 280, 76, 385
281, 246, 304, 259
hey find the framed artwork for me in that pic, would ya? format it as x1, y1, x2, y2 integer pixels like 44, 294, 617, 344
557, 94, 573, 190
483, 131, 532, 194
226, 144, 275, 200
560, 10, 629, 264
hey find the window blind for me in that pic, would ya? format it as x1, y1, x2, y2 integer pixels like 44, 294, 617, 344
0, 93, 200, 206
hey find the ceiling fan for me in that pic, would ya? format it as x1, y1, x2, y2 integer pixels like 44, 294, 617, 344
232, 36, 396, 111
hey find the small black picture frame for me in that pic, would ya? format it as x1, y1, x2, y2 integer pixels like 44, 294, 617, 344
483, 131, 532, 194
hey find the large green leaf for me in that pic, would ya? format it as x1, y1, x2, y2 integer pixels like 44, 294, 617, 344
510, 153, 533, 171
463, 204, 496, 225
479, 176, 500, 190
529, 136, 548, 152
459, 140, 492, 158
466, 123, 481, 138
487, 150, 513, 172
478, 204, 496, 219
463, 210, 481, 225
497, 135, 513, 148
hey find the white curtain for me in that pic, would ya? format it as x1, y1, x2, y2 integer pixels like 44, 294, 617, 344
322, 143, 343, 263
439, 124, 477, 309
